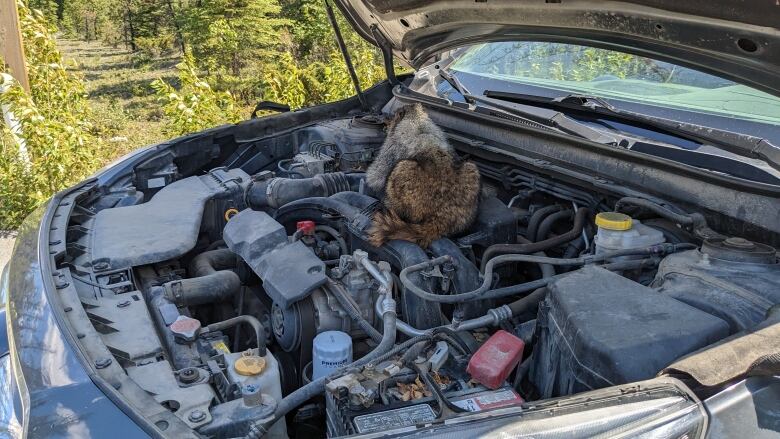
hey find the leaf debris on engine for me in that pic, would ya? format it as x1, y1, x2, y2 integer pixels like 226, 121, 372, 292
394, 373, 453, 401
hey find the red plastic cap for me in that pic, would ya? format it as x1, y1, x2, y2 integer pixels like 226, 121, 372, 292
296, 220, 316, 235
466, 330, 525, 389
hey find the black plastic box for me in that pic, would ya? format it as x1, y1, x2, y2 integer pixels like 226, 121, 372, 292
530, 266, 729, 398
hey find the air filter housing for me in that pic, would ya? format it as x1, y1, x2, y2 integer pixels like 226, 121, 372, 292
530, 266, 729, 398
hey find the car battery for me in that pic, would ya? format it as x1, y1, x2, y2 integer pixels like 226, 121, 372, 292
325, 373, 523, 437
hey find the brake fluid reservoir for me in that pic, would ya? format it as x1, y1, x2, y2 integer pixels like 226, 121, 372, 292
312, 331, 352, 380
594, 212, 665, 256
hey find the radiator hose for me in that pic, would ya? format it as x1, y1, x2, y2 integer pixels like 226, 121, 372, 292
161, 248, 240, 307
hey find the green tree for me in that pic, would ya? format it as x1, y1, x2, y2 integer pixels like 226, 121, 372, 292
182, 0, 289, 76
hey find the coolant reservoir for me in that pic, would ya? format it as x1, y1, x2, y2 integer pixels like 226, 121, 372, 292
225, 350, 287, 439
594, 212, 665, 255
312, 331, 353, 380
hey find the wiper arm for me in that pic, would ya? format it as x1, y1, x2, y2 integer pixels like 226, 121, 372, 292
438, 69, 473, 102
468, 94, 620, 144
485, 90, 780, 172
437, 70, 619, 144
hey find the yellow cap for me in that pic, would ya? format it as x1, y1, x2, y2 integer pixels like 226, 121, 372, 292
595, 212, 633, 231
234, 354, 266, 376
224, 208, 239, 221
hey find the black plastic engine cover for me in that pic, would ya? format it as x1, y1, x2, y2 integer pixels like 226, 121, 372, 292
652, 247, 780, 333
224, 209, 327, 308
530, 266, 729, 398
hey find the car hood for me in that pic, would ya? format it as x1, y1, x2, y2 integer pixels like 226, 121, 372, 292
334, 0, 780, 97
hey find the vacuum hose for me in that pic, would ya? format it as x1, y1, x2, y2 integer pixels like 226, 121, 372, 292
404, 243, 694, 304
203, 315, 267, 356
613, 197, 707, 229
481, 208, 590, 271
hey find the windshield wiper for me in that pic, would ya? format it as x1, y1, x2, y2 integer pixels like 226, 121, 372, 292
438, 69, 473, 101
484, 90, 780, 172
436, 71, 620, 144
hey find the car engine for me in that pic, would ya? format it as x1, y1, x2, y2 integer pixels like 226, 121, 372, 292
53, 114, 780, 438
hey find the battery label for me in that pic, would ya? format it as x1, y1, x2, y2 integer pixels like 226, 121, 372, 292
353, 404, 437, 434
452, 388, 524, 412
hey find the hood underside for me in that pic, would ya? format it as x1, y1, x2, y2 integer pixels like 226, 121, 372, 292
334, 0, 780, 97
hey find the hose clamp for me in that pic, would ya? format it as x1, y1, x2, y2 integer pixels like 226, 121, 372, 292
265, 178, 281, 209
488, 305, 513, 324
165, 280, 184, 301
381, 297, 397, 314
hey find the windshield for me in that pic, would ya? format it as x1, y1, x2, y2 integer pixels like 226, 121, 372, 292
449, 42, 780, 126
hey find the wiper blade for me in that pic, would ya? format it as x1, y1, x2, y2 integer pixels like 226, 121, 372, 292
468, 94, 620, 144
437, 70, 619, 144
484, 90, 780, 172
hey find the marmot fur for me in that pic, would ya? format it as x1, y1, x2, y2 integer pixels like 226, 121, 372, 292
366, 104, 480, 248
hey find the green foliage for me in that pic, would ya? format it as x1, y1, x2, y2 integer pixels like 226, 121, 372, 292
134, 34, 176, 58
3, 0, 395, 228
1, 1, 110, 230
260, 51, 308, 109
252, 0, 387, 108
454, 42, 661, 83
151, 54, 241, 136
52, 0, 392, 110
27, 0, 58, 19
181, 0, 290, 76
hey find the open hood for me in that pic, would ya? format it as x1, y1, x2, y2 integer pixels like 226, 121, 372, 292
334, 0, 780, 97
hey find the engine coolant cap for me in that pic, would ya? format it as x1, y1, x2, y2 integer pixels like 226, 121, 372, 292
595, 212, 633, 231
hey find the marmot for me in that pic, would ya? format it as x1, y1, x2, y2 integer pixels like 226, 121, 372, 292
366, 104, 480, 248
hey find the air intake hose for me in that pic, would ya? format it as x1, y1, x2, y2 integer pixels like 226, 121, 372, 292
245, 172, 364, 209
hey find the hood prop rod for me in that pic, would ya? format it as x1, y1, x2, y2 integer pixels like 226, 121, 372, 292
370, 24, 400, 86
324, 0, 369, 111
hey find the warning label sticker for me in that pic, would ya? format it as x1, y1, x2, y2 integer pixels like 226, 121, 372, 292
452, 388, 524, 412
353, 404, 437, 434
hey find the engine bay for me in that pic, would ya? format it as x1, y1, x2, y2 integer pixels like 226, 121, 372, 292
50, 108, 780, 438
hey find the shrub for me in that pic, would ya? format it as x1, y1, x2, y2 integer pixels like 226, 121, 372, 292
0, 1, 110, 230
151, 54, 242, 136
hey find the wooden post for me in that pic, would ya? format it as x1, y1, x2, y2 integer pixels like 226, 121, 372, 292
0, 0, 30, 93
0, 0, 30, 164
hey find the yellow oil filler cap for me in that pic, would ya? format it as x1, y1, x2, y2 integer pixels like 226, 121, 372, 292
595, 212, 633, 231
234, 351, 266, 376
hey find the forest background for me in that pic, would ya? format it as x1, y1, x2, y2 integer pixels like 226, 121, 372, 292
1, 0, 389, 229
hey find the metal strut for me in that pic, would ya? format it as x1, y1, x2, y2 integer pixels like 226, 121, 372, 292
324, 0, 369, 110
370, 24, 400, 86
